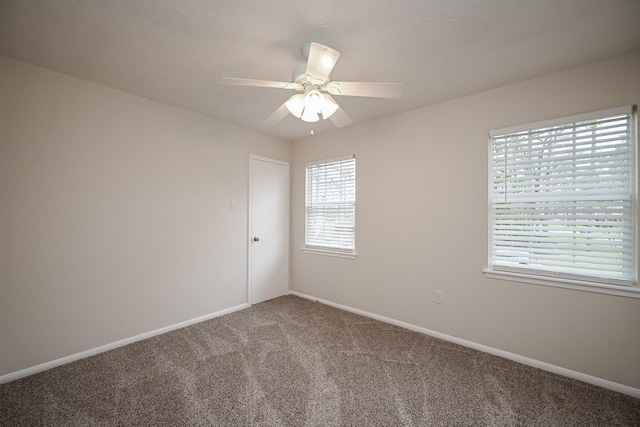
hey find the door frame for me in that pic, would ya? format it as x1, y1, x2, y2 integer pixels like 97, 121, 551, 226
247, 154, 290, 306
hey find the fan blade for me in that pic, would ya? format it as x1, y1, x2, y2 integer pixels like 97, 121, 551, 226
328, 106, 352, 128
325, 81, 403, 98
220, 77, 301, 90
306, 42, 340, 84
264, 102, 290, 126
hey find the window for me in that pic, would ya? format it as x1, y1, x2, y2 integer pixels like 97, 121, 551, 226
304, 155, 356, 258
486, 106, 637, 293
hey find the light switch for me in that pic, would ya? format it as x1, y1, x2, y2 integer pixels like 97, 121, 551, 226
230, 199, 238, 211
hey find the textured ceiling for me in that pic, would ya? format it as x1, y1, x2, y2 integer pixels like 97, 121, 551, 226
1, 0, 639, 141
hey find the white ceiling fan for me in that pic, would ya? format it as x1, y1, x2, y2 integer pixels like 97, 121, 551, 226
220, 42, 403, 129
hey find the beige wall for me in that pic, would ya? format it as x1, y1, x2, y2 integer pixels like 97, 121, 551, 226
291, 52, 640, 389
0, 56, 290, 376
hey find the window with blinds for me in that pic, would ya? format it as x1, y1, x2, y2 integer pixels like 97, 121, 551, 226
488, 106, 637, 287
305, 155, 356, 255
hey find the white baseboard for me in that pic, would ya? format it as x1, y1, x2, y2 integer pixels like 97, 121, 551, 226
0, 302, 249, 384
288, 291, 640, 399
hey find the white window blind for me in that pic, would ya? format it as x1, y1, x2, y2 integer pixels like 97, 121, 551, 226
305, 155, 356, 253
489, 106, 636, 287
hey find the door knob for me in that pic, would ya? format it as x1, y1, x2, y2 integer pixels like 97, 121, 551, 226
253, 237, 260, 242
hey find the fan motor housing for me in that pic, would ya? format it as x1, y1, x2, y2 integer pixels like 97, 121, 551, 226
292, 63, 331, 87
292, 63, 309, 85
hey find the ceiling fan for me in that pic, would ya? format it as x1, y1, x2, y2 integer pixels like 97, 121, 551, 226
220, 42, 403, 128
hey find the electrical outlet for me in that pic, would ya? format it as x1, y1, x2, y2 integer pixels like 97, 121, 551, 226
434, 290, 443, 304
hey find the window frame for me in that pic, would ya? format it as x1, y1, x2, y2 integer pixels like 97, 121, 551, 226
483, 106, 639, 298
302, 155, 357, 259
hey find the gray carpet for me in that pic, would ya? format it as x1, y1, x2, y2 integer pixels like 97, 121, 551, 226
1, 295, 639, 426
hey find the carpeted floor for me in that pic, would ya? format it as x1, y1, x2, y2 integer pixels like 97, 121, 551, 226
1, 295, 639, 426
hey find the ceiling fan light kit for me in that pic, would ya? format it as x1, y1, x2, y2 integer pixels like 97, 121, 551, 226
285, 88, 339, 122
285, 93, 305, 118
221, 42, 403, 129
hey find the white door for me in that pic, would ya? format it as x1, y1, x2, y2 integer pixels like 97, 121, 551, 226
249, 155, 289, 304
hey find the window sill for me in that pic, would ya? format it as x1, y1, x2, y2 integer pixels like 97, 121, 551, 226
301, 247, 357, 259
483, 268, 640, 299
